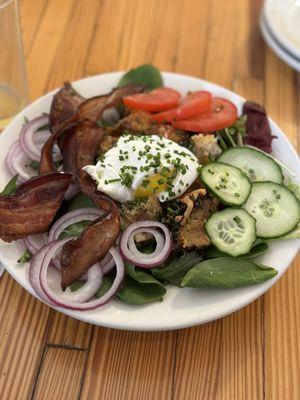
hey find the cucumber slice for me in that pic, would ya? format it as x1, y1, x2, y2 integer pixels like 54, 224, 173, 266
217, 147, 284, 184
205, 208, 256, 257
243, 182, 300, 238
200, 162, 251, 206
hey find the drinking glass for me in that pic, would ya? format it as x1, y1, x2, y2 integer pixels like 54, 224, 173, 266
0, 0, 28, 129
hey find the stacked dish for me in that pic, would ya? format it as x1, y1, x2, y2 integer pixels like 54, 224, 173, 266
261, 0, 300, 72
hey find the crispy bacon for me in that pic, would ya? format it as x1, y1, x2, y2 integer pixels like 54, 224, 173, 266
39, 118, 120, 288
58, 121, 120, 288
77, 84, 144, 122
60, 196, 119, 289
38, 84, 143, 287
40, 84, 144, 175
0, 173, 72, 242
61, 120, 104, 190
49, 82, 85, 133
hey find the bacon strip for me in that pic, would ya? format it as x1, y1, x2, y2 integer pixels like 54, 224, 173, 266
60, 197, 119, 290
49, 82, 85, 133
40, 85, 144, 175
60, 120, 104, 190
58, 121, 120, 289
0, 173, 72, 242
77, 84, 145, 122
38, 85, 144, 287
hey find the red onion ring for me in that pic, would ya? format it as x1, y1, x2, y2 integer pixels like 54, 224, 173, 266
63, 183, 79, 201
48, 208, 104, 242
30, 238, 103, 305
101, 253, 115, 275
24, 233, 47, 254
120, 221, 172, 268
59, 263, 102, 303
5, 140, 33, 182
128, 228, 165, 259
30, 240, 124, 310
19, 115, 50, 161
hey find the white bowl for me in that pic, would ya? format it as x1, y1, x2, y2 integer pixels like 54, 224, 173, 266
260, 12, 300, 72
264, 0, 300, 60
0, 72, 299, 331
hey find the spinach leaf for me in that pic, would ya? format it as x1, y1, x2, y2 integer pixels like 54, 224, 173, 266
69, 281, 84, 292
29, 160, 40, 170
67, 192, 95, 211
0, 174, 18, 195
17, 249, 32, 264
117, 64, 163, 89
117, 264, 166, 305
69, 276, 113, 296
181, 257, 278, 289
37, 122, 49, 132
95, 264, 166, 305
152, 252, 203, 285
203, 242, 269, 259
58, 220, 91, 239
95, 276, 114, 298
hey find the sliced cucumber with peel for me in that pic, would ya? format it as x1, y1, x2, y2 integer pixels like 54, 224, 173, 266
217, 146, 284, 184
243, 182, 300, 238
205, 208, 256, 257
200, 162, 251, 206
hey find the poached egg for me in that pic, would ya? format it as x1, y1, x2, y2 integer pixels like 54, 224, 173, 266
83, 135, 200, 203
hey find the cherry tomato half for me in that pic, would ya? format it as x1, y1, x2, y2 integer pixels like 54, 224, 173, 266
172, 97, 238, 132
123, 87, 181, 112
151, 91, 212, 123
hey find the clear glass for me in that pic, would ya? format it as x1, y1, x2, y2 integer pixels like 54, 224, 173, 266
0, 0, 28, 129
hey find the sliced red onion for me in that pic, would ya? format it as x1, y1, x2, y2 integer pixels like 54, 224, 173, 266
48, 208, 104, 242
128, 228, 165, 259
63, 183, 79, 201
5, 140, 35, 183
24, 233, 47, 254
100, 253, 115, 275
19, 115, 49, 161
60, 263, 102, 303
29, 241, 60, 305
33, 241, 124, 310
120, 221, 173, 268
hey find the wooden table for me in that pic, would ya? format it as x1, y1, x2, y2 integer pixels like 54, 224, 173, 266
0, 0, 299, 398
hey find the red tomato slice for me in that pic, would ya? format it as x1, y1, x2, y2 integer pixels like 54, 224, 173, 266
151, 91, 212, 123
172, 97, 238, 132
123, 87, 180, 112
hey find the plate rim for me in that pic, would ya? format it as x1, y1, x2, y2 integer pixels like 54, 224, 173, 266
0, 71, 299, 331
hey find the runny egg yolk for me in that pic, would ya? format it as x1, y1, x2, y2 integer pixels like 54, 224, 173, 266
135, 170, 173, 198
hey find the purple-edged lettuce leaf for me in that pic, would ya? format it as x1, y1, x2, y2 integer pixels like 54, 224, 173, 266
243, 101, 276, 153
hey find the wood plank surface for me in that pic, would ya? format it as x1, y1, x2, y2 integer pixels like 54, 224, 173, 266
32, 347, 86, 400
0, 0, 299, 399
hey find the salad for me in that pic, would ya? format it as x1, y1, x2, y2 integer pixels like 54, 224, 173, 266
0, 64, 299, 310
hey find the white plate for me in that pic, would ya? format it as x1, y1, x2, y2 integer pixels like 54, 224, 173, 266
0, 72, 299, 331
264, 0, 300, 59
260, 13, 300, 72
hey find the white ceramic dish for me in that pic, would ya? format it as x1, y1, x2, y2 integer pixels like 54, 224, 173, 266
264, 0, 300, 59
0, 72, 299, 331
260, 13, 300, 72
